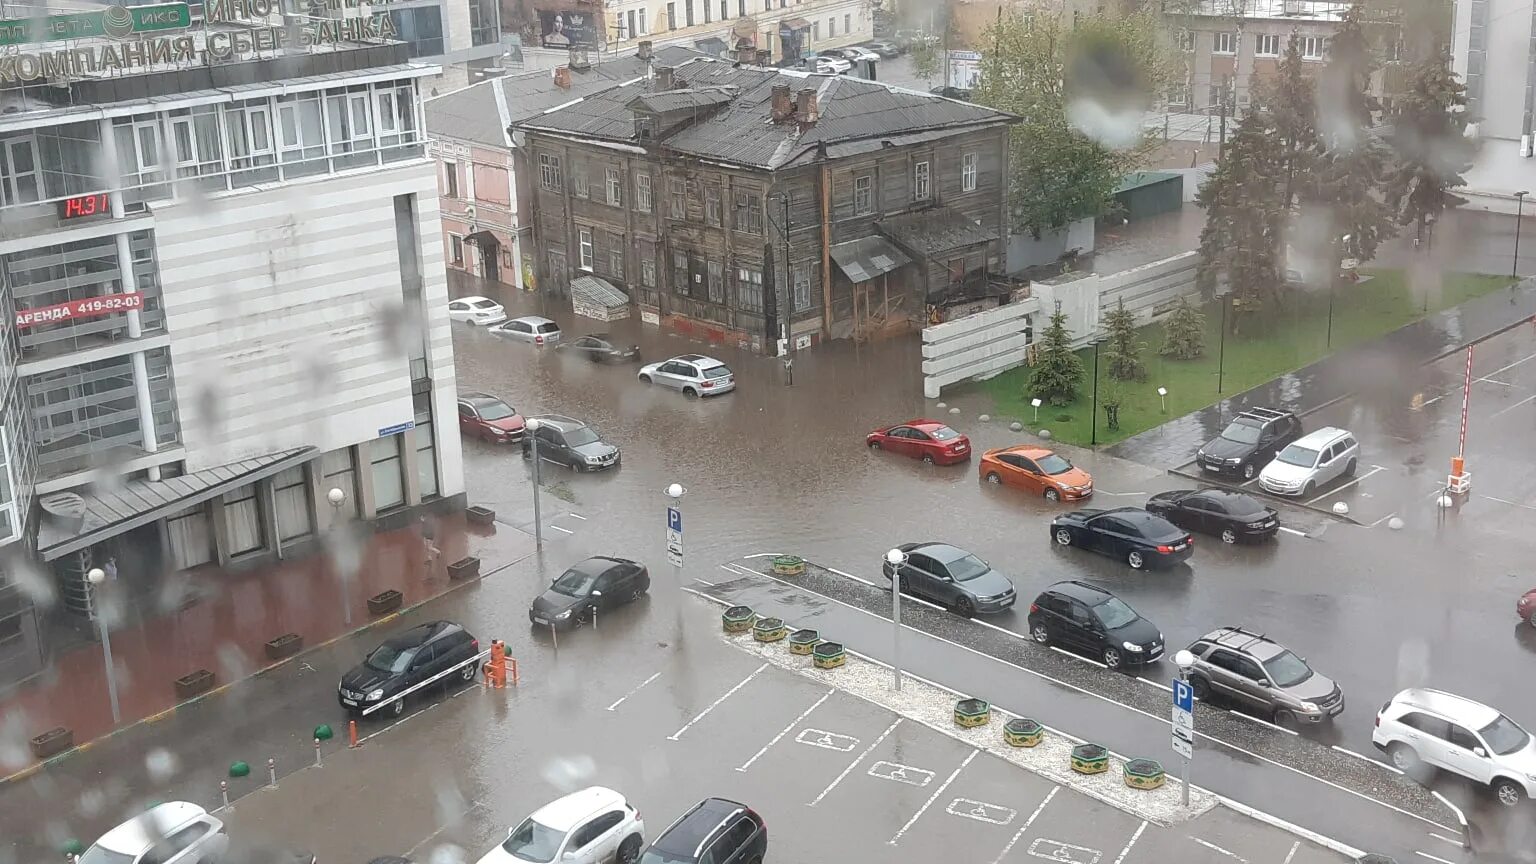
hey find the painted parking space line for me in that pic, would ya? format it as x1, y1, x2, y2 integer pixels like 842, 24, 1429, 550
810, 718, 901, 806
667, 662, 768, 740
1190, 837, 1249, 864
736, 688, 835, 771
794, 728, 859, 752
947, 798, 1016, 826
567, 513, 587, 520
1490, 393, 1536, 419
1413, 852, 1456, 864
1282, 841, 1300, 864
606, 672, 661, 711
869, 760, 936, 787
1428, 833, 1463, 848
889, 749, 977, 845
1111, 822, 1147, 864
990, 786, 1059, 864
1305, 466, 1385, 506
1029, 838, 1103, 864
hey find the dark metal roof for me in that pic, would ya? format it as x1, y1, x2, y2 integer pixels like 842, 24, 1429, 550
695, 37, 729, 56
571, 274, 630, 307
877, 205, 999, 257
628, 86, 740, 113
829, 235, 911, 283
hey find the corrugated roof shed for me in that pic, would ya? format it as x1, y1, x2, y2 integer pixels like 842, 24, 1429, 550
629, 86, 740, 113
571, 274, 630, 307
878, 205, 999, 256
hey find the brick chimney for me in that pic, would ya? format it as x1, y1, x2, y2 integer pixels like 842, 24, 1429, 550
553, 66, 571, 89
771, 83, 793, 122
796, 87, 819, 125
637, 39, 653, 61
568, 47, 591, 70
655, 65, 675, 89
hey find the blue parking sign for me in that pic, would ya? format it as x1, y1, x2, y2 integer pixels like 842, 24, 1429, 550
1173, 679, 1193, 713
667, 506, 682, 533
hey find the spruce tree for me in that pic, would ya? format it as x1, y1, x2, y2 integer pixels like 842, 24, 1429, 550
1385, 49, 1471, 241
1195, 108, 1286, 329
1159, 295, 1206, 359
1029, 304, 1085, 407
1102, 299, 1146, 381
1263, 32, 1320, 210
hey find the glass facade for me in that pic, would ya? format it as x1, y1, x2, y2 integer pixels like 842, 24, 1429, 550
387, 7, 446, 58
24, 346, 179, 479
468, 0, 500, 47
6, 232, 165, 363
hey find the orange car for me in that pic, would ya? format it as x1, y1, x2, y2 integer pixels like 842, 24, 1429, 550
979, 445, 1093, 501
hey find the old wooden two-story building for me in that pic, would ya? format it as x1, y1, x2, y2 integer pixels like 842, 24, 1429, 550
515, 55, 1018, 352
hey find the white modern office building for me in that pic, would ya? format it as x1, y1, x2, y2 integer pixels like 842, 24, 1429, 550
0, 1, 464, 684
1451, 0, 1536, 210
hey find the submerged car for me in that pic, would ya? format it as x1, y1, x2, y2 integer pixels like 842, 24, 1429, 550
979, 444, 1092, 500
457, 392, 525, 443
564, 333, 641, 363
638, 354, 735, 397
447, 295, 507, 326
881, 542, 1016, 616
1521, 588, 1536, 627
1050, 507, 1194, 570
338, 621, 480, 717
493, 315, 562, 345
1145, 488, 1278, 543
529, 557, 651, 630
523, 414, 620, 471
1027, 580, 1162, 669
867, 419, 970, 465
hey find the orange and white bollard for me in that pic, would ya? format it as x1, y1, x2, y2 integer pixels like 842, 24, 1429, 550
348, 719, 359, 749
485, 640, 507, 688
1449, 456, 1472, 494
508, 657, 519, 686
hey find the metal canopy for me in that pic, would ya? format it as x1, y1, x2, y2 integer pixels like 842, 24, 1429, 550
830, 235, 911, 283
571, 274, 630, 308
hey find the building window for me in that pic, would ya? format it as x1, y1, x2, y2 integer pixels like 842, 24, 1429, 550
733, 265, 764, 312
854, 175, 873, 214
843, 13, 850, 33
704, 0, 711, 23
813, 20, 819, 39
450, 234, 465, 266
166, 505, 215, 570
672, 249, 691, 294
468, 0, 498, 45
369, 435, 406, 511
720, 0, 728, 19
573, 166, 589, 198
734, 192, 762, 233
707, 259, 724, 302
667, 1, 676, 29
913, 160, 931, 200
414, 393, 438, 499
669, 178, 686, 218
705, 184, 722, 225
791, 261, 815, 310
609, 231, 625, 278
272, 466, 312, 542
738, 0, 745, 15
961, 153, 977, 192
1300, 36, 1328, 58
620, 10, 632, 39
322, 447, 358, 520
0, 137, 40, 206
442, 162, 460, 199
1214, 31, 1238, 54
642, 258, 657, 287
579, 228, 595, 270
606, 168, 624, 206
1177, 29, 1194, 52
636, 173, 653, 212
0, 428, 16, 545
222, 485, 264, 556
828, 16, 835, 36
686, 0, 695, 25
539, 153, 562, 191
1255, 33, 1279, 55
639, 8, 647, 32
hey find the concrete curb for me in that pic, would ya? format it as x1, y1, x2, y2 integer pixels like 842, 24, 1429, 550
0, 545, 533, 790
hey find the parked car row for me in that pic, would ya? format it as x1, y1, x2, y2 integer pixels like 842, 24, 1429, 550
1196, 407, 1363, 499
479, 788, 765, 864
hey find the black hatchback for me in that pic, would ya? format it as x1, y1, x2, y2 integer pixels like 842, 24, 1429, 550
1145, 488, 1279, 543
338, 620, 480, 718
530, 556, 651, 630
1028, 580, 1164, 669
640, 798, 766, 864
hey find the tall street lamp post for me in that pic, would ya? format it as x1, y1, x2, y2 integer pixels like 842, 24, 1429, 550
1090, 339, 1102, 446
327, 487, 350, 626
1515, 191, 1529, 279
1217, 293, 1229, 393
526, 418, 544, 548
87, 568, 121, 724
884, 548, 906, 691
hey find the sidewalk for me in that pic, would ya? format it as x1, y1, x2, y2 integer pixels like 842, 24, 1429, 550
0, 513, 537, 778
1107, 277, 1536, 467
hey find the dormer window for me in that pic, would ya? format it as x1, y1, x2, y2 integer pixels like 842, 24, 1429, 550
634, 113, 657, 140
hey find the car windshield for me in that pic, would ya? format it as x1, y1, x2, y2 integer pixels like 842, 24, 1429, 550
364, 644, 417, 674
1220, 422, 1262, 445
1480, 713, 1532, 755
930, 426, 959, 441
476, 402, 516, 421
551, 567, 601, 597
501, 817, 566, 863
78, 847, 135, 864
946, 554, 990, 581
701, 364, 732, 379
1093, 598, 1138, 630
1276, 444, 1319, 467
1261, 650, 1313, 688
564, 427, 600, 447
1036, 454, 1073, 474
469, 299, 498, 309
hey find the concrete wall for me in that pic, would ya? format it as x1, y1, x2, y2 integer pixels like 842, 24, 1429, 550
1090, 251, 1200, 327
1005, 219, 1095, 273
921, 296, 1041, 398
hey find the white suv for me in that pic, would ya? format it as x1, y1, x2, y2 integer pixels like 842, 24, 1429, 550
79, 802, 229, 864
1258, 426, 1359, 497
1372, 688, 1536, 807
476, 786, 645, 864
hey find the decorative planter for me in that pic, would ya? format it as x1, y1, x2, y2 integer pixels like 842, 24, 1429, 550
60, 840, 85, 857
1003, 718, 1045, 748
264, 633, 303, 661
368, 589, 403, 616
175, 669, 215, 700
954, 698, 991, 728
448, 556, 481, 580
722, 605, 756, 633
1070, 743, 1110, 775
229, 761, 251, 778
29, 727, 73, 759
788, 628, 820, 655
753, 616, 788, 642
1123, 758, 1165, 790
466, 506, 496, 526
771, 555, 807, 576
812, 641, 846, 669
314, 724, 334, 741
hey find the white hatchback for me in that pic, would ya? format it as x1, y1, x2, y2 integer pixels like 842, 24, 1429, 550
80, 802, 229, 864
494, 315, 563, 345
476, 786, 645, 864
1257, 426, 1358, 497
1373, 688, 1536, 806
448, 296, 508, 326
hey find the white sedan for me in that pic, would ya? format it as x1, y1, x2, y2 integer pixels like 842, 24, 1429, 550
448, 296, 508, 326
836, 46, 880, 63
810, 56, 852, 74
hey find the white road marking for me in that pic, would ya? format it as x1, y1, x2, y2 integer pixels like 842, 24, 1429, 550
567, 513, 587, 521
1422, 394, 1446, 406
1111, 823, 1146, 864
889, 749, 976, 845
736, 689, 834, 771
1093, 490, 1147, 497
869, 760, 936, 786
606, 672, 661, 712
1305, 466, 1385, 505
1282, 841, 1300, 864
1031, 838, 1103, 864
990, 786, 1059, 864
1491, 393, 1536, 419
667, 663, 767, 740
1225, 709, 1299, 736
1137, 676, 1172, 691
1480, 349, 1536, 381
692, 578, 716, 587
1330, 744, 1404, 775
1483, 494, 1536, 510
1277, 526, 1309, 537
1477, 377, 1513, 386
947, 798, 1016, 826
550, 524, 575, 535
1429, 833, 1463, 848
1369, 512, 1399, 528
794, 728, 860, 752
810, 718, 900, 806
1414, 852, 1457, 864
1191, 838, 1248, 863
1050, 645, 1108, 669
405, 800, 487, 858
719, 564, 743, 576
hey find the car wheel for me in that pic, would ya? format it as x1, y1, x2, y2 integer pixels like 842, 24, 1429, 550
684, 387, 699, 398
1529, 611, 1536, 628
1044, 488, 1061, 502
869, 440, 883, 450
617, 835, 643, 864
1387, 742, 1420, 772
1344, 458, 1357, 478
390, 697, 405, 717
1494, 778, 1525, 807
1301, 481, 1315, 497
1242, 463, 1257, 480
952, 596, 975, 618
1054, 528, 1073, 546
1031, 623, 1050, 644
986, 471, 1001, 484
1221, 528, 1238, 544
1190, 675, 1211, 701
922, 453, 935, 464
1127, 550, 1146, 570
1273, 709, 1297, 729
1103, 647, 1123, 668
639, 374, 652, 384
459, 663, 476, 682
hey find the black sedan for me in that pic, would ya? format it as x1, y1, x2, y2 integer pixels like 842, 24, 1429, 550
530, 556, 650, 630
1145, 488, 1279, 543
1050, 507, 1194, 570
563, 333, 640, 363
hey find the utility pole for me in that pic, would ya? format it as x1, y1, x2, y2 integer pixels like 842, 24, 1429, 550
1217, 74, 1228, 160
779, 193, 793, 385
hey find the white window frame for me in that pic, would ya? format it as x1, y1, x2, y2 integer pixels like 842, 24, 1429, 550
961, 153, 977, 192
377, 89, 401, 134
605, 167, 623, 206
540, 153, 562, 191
635, 172, 652, 212
853, 174, 872, 214
0, 427, 15, 545
639, 8, 647, 32
450, 233, 465, 265
578, 227, 594, 271
276, 94, 326, 166
913, 160, 931, 201
1214, 31, 1238, 54
1255, 33, 1279, 56
1177, 28, 1194, 52
1300, 36, 1328, 59
443, 159, 460, 198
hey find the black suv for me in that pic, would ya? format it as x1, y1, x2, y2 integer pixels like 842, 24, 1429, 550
1196, 408, 1301, 481
640, 798, 766, 864
338, 620, 480, 718
522, 414, 621, 471
1027, 580, 1164, 669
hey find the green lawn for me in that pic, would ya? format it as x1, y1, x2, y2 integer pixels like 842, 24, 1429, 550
975, 270, 1517, 448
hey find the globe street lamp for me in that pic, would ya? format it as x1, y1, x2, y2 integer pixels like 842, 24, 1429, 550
885, 548, 907, 692
87, 568, 121, 724
526, 418, 544, 548
327, 487, 350, 626
1174, 648, 1197, 808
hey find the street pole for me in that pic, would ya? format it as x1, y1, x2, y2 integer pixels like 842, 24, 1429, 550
1325, 283, 1335, 350
527, 418, 543, 548
1217, 296, 1228, 393
1090, 340, 1101, 446
87, 568, 121, 725
1174, 648, 1196, 808
778, 193, 793, 386
885, 549, 906, 692
666, 483, 685, 578
1514, 191, 1529, 279
327, 488, 349, 626
1181, 665, 1191, 808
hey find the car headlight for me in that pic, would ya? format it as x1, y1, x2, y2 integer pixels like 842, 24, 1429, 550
1525, 772, 1536, 783
556, 609, 572, 619
1247, 520, 1268, 528
1299, 701, 1318, 712
1197, 450, 1205, 458
366, 688, 384, 701
1122, 641, 1144, 652
585, 455, 602, 464
1226, 457, 1242, 464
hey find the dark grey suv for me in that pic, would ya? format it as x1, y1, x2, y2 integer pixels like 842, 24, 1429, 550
1184, 626, 1344, 726
523, 414, 621, 471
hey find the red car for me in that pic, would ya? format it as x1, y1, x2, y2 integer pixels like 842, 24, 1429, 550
866, 419, 971, 465
1519, 588, 1536, 626
457, 392, 525, 443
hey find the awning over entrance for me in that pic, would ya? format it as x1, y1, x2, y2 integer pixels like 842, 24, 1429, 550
695, 36, 729, 56
37, 447, 316, 561
830, 235, 911, 283
464, 229, 499, 246
571, 274, 629, 308
877, 205, 999, 257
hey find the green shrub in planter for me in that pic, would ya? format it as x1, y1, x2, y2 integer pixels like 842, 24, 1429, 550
1003, 718, 1045, 747
314, 724, 334, 741
771, 555, 807, 576
788, 628, 819, 655
229, 761, 251, 778
722, 605, 755, 633
1070, 743, 1109, 775
1123, 758, 1165, 790
954, 698, 991, 728
812, 641, 846, 669
753, 616, 788, 642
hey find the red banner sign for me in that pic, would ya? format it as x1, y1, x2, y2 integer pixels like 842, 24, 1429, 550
14, 292, 143, 329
